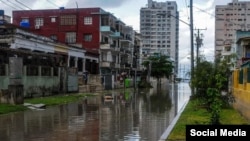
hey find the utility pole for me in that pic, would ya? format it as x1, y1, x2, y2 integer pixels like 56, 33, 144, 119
194, 28, 206, 64
190, 0, 194, 95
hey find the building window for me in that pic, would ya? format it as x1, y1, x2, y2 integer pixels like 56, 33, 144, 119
84, 17, 92, 25
60, 15, 76, 25
66, 32, 76, 43
0, 64, 6, 76
84, 34, 92, 42
51, 17, 56, 23
41, 66, 51, 76
27, 65, 39, 76
35, 17, 44, 26
50, 35, 57, 41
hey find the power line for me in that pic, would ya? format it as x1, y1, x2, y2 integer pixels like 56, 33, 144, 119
47, 0, 60, 8
15, 0, 32, 10
168, 12, 190, 26
0, 0, 18, 10
193, 5, 241, 27
7, 0, 25, 10
184, 0, 190, 20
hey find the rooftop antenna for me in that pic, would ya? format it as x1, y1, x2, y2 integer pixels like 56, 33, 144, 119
76, 1, 78, 8
15, 0, 32, 10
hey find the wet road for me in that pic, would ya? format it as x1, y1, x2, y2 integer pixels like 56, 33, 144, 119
0, 81, 190, 141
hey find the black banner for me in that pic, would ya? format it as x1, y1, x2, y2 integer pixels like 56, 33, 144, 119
186, 125, 250, 141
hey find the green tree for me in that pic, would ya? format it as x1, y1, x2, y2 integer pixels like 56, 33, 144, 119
190, 54, 236, 103
190, 54, 236, 124
142, 55, 174, 84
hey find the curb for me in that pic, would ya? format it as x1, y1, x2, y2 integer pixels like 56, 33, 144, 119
158, 100, 189, 141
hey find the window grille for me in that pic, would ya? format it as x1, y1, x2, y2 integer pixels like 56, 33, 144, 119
84, 17, 92, 25
84, 34, 92, 42
35, 17, 44, 26
65, 32, 76, 43
60, 15, 76, 25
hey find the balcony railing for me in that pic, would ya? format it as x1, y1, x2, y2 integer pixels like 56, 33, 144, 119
100, 44, 120, 52
100, 62, 111, 67
100, 43, 112, 50
110, 32, 121, 38
100, 61, 120, 68
100, 26, 115, 33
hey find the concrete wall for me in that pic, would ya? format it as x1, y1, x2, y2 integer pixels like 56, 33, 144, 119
0, 64, 61, 98
232, 69, 250, 121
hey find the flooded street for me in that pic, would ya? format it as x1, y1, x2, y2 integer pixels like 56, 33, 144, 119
0, 82, 190, 141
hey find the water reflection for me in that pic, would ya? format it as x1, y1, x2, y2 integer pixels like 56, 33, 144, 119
0, 82, 190, 141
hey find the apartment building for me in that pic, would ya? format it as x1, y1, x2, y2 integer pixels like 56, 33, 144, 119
215, 0, 250, 59
12, 7, 140, 89
140, 0, 179, 75
12, 8, 104, 75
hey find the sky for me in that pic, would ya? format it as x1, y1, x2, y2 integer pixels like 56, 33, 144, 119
0, 0, 246, 76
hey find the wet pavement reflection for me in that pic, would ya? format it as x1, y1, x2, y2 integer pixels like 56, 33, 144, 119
0, 81, 190, 141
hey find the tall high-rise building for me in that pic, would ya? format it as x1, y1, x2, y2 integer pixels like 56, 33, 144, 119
140, 0, 179, 75
215, 0, 250, 58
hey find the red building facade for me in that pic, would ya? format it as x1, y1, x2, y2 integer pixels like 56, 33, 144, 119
12, 7, 105, 74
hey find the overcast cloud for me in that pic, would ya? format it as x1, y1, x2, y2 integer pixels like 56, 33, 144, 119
1, 0, 248, 74
66, 0, 131, 8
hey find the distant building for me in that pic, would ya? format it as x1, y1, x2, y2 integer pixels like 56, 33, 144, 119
140, 0, 179, 75
0, 10, 11, 24
215, 0, 250, 59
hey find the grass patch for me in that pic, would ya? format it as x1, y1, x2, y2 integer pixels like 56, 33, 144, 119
24, 93, 92, 106
166, 99, 250, 141
0, 93, 94, 115
0, 104, 27, 115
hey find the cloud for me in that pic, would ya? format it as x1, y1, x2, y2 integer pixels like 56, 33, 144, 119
66, 0, 131, 9
178, 0, 217, 66
2, 0, 236, 66
32, 0, 68, 9
192, 0, 215, 62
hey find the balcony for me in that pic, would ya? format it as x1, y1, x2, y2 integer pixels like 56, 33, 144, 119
100, 61, 120, 68
100, 43, 120, 52
111, 62, 120, 69
100, 43, 112, 50
120, 64, 125, 69
221, 51, 232, 56
100, 61, 111, 67
120, 39, 133, 44
100, 26, 115, 33
110, 32, 121, 38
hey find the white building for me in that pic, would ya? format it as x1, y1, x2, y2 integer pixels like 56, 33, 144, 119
140, 0, 179, 75
215, 0, 250, 59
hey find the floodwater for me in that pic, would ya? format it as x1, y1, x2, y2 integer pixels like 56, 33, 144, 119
0, 81, 191, 141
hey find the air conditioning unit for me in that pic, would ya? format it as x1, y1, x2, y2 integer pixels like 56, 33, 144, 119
35, 25, 40, 29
